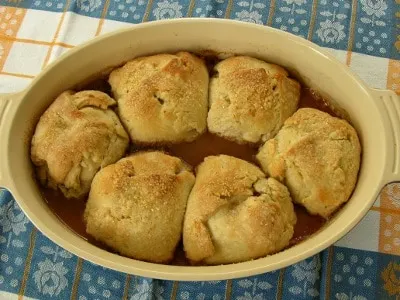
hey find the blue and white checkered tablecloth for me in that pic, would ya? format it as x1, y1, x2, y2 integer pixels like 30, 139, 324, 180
0, 0, 399, 299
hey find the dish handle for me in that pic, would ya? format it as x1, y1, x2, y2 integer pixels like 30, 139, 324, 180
370, 88, 400, 186
0, 92, 22, 190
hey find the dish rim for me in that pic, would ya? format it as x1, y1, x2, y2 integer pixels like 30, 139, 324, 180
0, 18, 390, 280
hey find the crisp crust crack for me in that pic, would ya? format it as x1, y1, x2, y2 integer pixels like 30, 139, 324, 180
256, 108, 361, 218
183, 155, 296, 265
31, 90, 129, 198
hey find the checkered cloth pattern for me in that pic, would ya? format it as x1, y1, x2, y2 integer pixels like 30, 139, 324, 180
0, 0, 399, 299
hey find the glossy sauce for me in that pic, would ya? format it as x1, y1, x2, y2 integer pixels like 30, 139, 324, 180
290, 204, 326, 246
168, 132, 257, 166
40, 65, 337, 265
40, 189, 115, 252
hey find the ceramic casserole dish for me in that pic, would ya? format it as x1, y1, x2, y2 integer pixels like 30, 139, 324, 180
0, 18, 399, 281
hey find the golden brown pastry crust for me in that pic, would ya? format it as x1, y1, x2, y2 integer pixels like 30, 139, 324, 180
109, 52, 209, 145
84, 151, 195, 263
183, 155, 296, 265
31, 90, 129, 198
207, 56, 300, 144
256, 108, 361, 218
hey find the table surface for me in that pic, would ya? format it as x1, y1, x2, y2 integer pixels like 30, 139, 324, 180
0, 0, 399, 299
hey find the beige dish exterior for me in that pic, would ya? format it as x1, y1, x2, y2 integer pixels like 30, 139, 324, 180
0, 19, 399, 281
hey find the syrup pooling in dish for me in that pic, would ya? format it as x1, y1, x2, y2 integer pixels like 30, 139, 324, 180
168, 131, 257, 166
32, 52, 360, 265
40, 84, 329, 265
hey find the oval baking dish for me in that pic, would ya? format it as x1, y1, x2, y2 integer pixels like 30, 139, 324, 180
0, 18, 399, 281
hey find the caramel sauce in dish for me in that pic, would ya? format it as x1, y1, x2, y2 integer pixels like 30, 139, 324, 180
168, 132, 257, 166
37, 49, 348, 264
39, 83, 334, 265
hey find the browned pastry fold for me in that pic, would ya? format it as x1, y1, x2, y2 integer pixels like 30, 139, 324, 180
84, 151, 195, 263
208, 56, 300, 144
109, 52, 209, 145
257, 108, 361, 218
183, 155, 296, 265
31, 90, 129, 198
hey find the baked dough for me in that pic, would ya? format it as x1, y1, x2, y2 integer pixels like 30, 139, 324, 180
84, 151, 195, 263
183, 155, 296, 264
109, 52, 209, 144
31, 90, 129, 198
207, 56, 300, 144
256, 108, 361, 218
